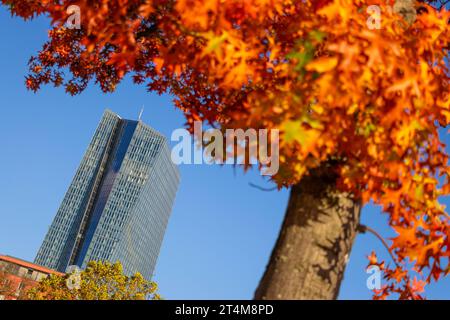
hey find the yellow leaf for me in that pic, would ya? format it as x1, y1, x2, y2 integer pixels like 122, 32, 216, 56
306, 57, 338, 73
203, 31, 228, 57
347, 103, 358, 115
281, 120, 321, 147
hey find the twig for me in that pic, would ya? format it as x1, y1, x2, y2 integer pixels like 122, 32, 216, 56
358, 224, 400, 268
248, 182, 277, 192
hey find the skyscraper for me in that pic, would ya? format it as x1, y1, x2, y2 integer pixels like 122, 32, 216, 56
35, 110, 180, 280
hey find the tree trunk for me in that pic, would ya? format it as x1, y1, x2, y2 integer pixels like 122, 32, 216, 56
254, 164, 361, 300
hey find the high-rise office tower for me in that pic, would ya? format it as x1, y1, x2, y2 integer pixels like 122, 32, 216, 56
35, 110, 180, 280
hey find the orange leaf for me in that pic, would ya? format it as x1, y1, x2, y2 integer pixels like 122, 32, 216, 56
305, 57, 338, 73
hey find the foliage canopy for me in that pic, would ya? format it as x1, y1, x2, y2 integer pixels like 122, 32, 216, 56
27, 261, 160, 300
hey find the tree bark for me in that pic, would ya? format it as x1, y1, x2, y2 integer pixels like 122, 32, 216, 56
254, 164, 362, 300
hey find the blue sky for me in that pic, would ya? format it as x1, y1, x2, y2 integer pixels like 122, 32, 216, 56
0, 8, 448, 299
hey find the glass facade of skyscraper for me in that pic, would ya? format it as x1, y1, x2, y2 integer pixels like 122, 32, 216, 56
35, 110, 180, 280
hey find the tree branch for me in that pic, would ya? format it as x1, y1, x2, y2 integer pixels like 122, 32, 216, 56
358, 224, 400, 268
248, 182, 277, 192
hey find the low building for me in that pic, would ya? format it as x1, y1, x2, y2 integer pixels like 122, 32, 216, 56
0, 255, 64, 300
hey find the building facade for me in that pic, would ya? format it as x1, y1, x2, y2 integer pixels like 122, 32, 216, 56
0, 255, 64, 300
35, 110, 180, 280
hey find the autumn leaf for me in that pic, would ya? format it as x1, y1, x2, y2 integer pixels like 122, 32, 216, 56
281, 120, 321, 149
202, 31, 228, 57
305, 56, 338, 73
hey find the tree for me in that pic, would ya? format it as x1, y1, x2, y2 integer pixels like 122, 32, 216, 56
2, 0, 449, 299
26, 261, 160, 300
